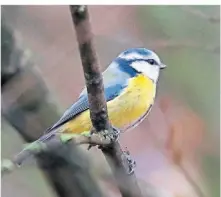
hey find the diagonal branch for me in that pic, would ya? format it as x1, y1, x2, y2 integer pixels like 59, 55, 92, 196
1, 132, 111, 176
69, 5, 110, 132
69, 5, 143, 197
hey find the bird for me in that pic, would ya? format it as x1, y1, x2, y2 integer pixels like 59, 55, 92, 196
11, 47, 167, 170
36, 47, 166, 143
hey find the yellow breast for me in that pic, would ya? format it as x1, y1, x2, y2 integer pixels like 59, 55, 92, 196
63, 74, 156, 134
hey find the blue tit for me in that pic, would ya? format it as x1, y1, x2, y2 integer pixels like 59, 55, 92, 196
39, 48, 166, 142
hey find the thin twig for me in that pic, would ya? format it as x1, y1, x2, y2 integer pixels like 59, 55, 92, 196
69, 5, 143, 197
1, 133, 111, 175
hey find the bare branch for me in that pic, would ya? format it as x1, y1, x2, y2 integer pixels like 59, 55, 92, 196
69, 5, 143, 197
1, 132, 111, 175
69, 5, 110, 132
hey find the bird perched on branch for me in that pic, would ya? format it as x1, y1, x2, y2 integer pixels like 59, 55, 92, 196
4, 47, 166, 173
39, 47, 166, 142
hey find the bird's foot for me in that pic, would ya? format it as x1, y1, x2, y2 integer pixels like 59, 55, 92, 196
97, 127, 120, 149
87, 127, 121, 150
121, 148, 136, 175
110, 126, 121, 142
99, 127, 120, 141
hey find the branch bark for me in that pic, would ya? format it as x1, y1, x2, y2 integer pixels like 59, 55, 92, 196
69, 5, 143, 197
1, 132, 112, 174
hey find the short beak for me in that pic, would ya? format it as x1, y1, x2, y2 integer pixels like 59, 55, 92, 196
160, 63, 167, 69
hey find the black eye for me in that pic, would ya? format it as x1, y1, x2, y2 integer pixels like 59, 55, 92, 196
147, 59, 157, 65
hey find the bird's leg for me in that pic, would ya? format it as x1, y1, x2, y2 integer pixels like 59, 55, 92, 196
121, 148, 136, 175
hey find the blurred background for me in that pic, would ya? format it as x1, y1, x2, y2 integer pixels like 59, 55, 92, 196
1, 5, 220, 197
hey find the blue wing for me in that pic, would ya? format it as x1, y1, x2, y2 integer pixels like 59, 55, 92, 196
46, 61, 131, 132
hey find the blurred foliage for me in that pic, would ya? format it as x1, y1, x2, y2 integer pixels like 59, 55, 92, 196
139, 6, 219, 132
138, 5, 220, 197
1, 14, 104, 197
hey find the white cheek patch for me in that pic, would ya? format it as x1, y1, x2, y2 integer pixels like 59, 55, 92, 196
131, 61, 160, 83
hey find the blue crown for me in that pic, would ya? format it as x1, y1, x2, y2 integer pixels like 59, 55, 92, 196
121, 48, 153, 57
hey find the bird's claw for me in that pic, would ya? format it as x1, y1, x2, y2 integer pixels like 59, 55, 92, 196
87, 127, 121, 150
98, 127, 121, 149
111, 126, 121, 142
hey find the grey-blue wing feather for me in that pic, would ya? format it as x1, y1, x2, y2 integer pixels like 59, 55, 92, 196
48, 96, 89, 131
47, 62, 131, 132
37, 95, 90, 142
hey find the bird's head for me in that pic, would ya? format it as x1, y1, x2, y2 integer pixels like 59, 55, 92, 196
116, 48, 166, 83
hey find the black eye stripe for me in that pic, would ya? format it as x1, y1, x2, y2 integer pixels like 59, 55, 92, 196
147, 59, 158, 65
129, 58, 159, 66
